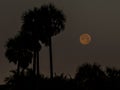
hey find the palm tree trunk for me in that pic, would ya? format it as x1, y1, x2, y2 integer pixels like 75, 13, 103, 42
36, 50, 39, 76
33, 50, 37, 75
17, 61, 20, 75
49, 37, 53, 79
36, 50, 39, 90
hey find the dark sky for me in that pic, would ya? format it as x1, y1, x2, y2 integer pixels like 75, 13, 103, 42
1, 0, 120, 84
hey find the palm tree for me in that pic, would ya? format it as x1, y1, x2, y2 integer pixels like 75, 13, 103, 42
21, 8, 42, 76
39, 4, 66, 79
5, 33, 39, 74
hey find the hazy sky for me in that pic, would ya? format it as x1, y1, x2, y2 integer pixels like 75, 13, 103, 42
1, 0, 120, 84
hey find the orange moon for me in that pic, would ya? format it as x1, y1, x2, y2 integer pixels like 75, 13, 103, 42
80, 33, 92, 45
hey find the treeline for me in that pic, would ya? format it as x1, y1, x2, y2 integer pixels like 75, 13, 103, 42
4, 63, 120, 89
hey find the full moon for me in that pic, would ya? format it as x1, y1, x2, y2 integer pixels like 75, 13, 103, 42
80, 33, 92, 45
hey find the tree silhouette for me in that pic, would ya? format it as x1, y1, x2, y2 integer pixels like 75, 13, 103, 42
22, 4, 66, 78
75, 63, 106, 89
38, 4, 66, 79
21, 8, 42, 76
5, 33, 40, 74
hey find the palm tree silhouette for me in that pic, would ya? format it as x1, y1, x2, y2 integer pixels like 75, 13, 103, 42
21, 8, 42, 76
38, 4, 66, 79
22, 4, 66, 78
5, 33, 40, 74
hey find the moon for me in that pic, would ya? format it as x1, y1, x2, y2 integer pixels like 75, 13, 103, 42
80, 33, 92, 45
